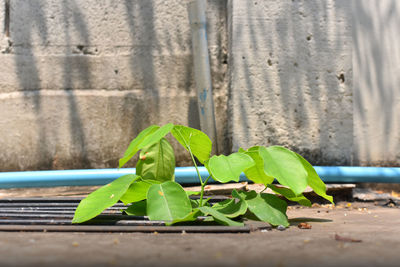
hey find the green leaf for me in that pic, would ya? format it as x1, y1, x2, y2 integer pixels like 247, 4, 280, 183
237, 190, 289, 227
294, 152, 334, 203
190, 198, 211, 209
146, 181, 192, 221
198, 206, 244, 226
140, 123, 174, 147
259, 146, 308, 196
268, 184, 311, 207
190, 199, 200, 209
72, 174, 139, 223
206, 153, 254, 183
211, 196, 248, 218
136, 138, 175, 182
186, 191, 200, 197
119, 123, 174, 168
171, 125, 212, 163
124, 200, 147, 216
120, 179, 161, 205
242, 146, 275, 185
165, 209, 202, 226
119, 125, 159, 168
231, 189, 246, 201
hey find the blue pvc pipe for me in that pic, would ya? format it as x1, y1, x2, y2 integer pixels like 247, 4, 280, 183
0, 166, 399, 188
313, 166, 400, 183
0, 168, 135, 188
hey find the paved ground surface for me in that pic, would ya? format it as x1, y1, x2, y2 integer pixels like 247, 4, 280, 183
0, 201, 399, 267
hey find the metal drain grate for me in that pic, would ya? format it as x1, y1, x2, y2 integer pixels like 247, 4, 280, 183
0, 197, 262, 233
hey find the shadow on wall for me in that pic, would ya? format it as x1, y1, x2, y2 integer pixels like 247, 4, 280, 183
6, 0, 216, 170
12, 0, 53, 169
229, 0, 353, 166
12, 0, 92, 169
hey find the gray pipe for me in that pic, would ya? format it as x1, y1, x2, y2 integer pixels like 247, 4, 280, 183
188, 0, 218, 153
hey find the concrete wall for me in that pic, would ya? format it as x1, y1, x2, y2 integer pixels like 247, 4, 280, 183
228, 0, 353, 165
352, 0, 400, 166
0, 0, 227, 171
0, 0, 400, 171
0, 0, 228, 170
228, 0, 400, 166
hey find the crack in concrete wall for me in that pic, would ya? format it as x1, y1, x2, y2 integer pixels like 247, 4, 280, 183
3, 0, 9, 37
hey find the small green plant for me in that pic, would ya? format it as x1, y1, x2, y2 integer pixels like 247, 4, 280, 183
72, 123, 333, 227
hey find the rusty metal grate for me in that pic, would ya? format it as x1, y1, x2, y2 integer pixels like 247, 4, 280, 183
0, 197, 263, 233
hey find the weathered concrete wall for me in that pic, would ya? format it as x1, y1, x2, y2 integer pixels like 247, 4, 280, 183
352, 0, 400, 166
1, 0, 400, 171
0, 0, 228, 170
228, 0, 400, 166
228, 0, 353, 165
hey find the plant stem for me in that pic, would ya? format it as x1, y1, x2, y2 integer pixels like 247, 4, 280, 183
187, 145, 203, 185
260, 185, 268, 193
199, 175, 211, 207
182, 132, 210, 207
186, 144, 208, 206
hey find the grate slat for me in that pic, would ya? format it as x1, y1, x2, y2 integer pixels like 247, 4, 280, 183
0, 197, 263, 233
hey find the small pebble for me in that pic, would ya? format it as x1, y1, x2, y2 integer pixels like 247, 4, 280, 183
261, 229, 269, 233
277, 225, 286, 231
72, 242, 79, 247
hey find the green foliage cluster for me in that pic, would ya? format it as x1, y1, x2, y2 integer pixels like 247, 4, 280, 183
73, 123, 333, 227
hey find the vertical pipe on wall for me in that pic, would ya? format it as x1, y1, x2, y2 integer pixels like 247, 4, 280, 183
188, 0, 218, 154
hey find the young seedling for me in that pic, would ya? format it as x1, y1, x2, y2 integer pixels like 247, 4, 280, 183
73, 123, 333, 227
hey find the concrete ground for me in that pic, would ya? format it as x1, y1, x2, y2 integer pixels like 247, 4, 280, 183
0, 201, 398, 267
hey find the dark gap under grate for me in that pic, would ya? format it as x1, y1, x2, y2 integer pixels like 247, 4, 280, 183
0, 197, 264, 233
